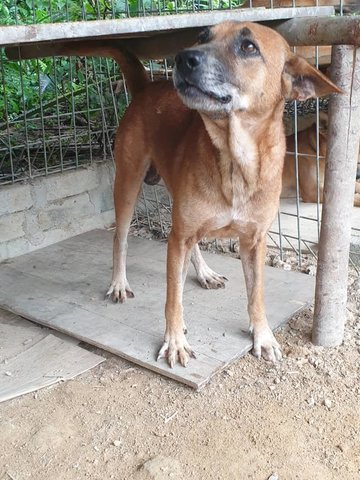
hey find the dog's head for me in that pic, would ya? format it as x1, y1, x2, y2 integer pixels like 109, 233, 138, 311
173, 21, 341, 116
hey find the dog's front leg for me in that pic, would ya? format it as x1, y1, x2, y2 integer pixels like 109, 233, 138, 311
239, 236, 282, 362
157, 231, 196, 368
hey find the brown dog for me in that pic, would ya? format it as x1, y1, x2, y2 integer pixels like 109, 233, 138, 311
108, 22, 340, 366
282, 113, 360, 206
61, 22, 340, 367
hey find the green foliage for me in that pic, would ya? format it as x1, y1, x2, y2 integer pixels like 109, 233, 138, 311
0, 0, 122, 25
0, 0, 246, 180
0, 0, 245, 120
0, 0, 247, 24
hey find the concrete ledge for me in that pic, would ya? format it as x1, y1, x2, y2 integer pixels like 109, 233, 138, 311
45, 168, 100, 202
0, 183, 32, 216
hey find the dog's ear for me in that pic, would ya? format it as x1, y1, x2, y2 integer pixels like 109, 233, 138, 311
282, 54, 342, 101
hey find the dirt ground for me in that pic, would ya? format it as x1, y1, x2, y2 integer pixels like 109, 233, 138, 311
1, 249, 360, 480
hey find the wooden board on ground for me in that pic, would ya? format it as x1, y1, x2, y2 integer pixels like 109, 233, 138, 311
0, 230, 315, 389
0, 309, 104, 403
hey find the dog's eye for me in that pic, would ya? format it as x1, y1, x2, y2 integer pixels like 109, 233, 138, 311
198, 27, 210, 45
241, 40, 258, 55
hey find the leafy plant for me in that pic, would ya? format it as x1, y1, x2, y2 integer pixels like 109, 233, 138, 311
0, 0, 246, 181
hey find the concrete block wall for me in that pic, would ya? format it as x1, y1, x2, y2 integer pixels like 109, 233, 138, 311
0, 161, 115, 261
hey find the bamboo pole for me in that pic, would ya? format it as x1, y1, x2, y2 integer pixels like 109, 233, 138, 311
313, 45, 360, 346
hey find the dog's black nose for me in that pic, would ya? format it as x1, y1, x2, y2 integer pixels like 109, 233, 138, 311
175, 50, 205, 72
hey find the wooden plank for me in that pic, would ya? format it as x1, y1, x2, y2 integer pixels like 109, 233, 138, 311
0, 308, 49, 361
1, 6, 334, 50
0, 332, 104, 403
0, 230, 315, 389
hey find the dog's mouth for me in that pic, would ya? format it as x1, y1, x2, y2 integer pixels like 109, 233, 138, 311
174, 74, 232, 105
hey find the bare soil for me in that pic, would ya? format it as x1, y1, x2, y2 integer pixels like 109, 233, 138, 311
1, 249, 360, 480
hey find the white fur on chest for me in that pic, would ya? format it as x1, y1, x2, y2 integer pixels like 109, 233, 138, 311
228, 113, 258, 169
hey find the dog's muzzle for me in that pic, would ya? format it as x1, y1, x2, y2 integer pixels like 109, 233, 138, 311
175, 49, 205, 76
174, 49, 232, 105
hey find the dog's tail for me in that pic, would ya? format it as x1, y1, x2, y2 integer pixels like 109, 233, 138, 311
58, 41, 149, 97
59, 42, 161, 185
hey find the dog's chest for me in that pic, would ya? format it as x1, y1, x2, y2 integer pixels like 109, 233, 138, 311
216, 129, 260, 203
206, 183, 266, 239
216, 147, 256, 205
197, 114, 281, 238
207, 155, 275, 238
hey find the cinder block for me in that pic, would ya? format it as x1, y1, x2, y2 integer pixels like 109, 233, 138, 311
0, 237, 31, 261
46, 167, 99, 202
0, 162, 116, 260
88, 162, 114, 213
0, 183, 32, 215
88, 187, 113, 214
0, 212, 25, 242
31, 180, 47, 208
38, 193, 95, 231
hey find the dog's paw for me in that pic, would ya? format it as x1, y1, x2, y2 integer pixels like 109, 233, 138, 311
251, 325, 282, 362
105, 280, 134, 304
157, 332, 196, 368
197, 265, 228, 290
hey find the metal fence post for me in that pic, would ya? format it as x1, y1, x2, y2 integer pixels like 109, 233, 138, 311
313, 45, 360, 346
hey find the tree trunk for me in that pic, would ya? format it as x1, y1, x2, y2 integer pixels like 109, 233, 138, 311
313, 45, 360, 346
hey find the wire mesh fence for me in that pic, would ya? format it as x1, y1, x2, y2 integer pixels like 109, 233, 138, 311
0, 0, 359, 271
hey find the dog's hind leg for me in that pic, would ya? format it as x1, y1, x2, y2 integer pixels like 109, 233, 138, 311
191, 244, 228, 289
239, 236, 282, 362
106, 130, 149, 303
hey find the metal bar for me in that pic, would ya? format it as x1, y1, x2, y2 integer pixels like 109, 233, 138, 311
293, 99, 302, 267
0, 53, 15, 183
301, 239, 318, 260
276, 210, 283, 260
90, 58, 113, 160
35, 56, 49, 175
315, 96, 321, 240
267, 231, 281, 250
51, 56, 65, 172
81, 0, 94, 166
16, 52, 32, 178
313, 45, 360, 347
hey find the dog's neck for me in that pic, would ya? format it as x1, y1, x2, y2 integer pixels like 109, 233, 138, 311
200, 102, 285, 190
